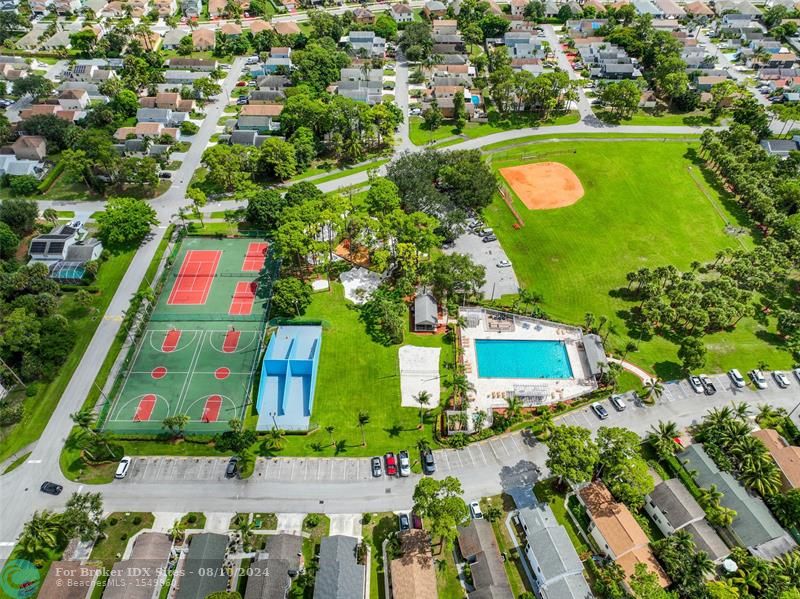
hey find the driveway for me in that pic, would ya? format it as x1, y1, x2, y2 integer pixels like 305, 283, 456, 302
444, 231, 519, 299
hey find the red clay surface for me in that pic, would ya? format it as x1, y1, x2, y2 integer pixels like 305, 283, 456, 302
499, 162, 585, 210
202, 395, 222, 422
214, 367, 231, 380
162, 329, 181, 352
242, 242, 269, 272
223, 330, 240, 353
134, 394, 156, 421
228, 281, 257, 316
167, 250, 221, 305
151, 366, 167, 379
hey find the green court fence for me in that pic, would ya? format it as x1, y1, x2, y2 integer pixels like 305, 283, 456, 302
148, 313, 267, 322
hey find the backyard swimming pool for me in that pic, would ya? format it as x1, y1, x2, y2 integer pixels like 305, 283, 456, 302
475, 339, 574, 379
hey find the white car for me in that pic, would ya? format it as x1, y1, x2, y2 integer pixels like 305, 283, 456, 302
115, 456, 131, 479
688, 375, 704, 393
497, 260, 512, 268
749, 369, 768, 390
727, 369, 746, 388
398, 450, 411, 477
773, 371, 791, 388
469, 501, 483, 519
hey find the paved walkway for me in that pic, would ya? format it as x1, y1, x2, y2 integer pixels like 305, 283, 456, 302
608, 357, 656, 384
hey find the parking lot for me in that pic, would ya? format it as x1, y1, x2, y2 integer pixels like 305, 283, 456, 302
444, 231, 519, 299
120, 456, 232, 483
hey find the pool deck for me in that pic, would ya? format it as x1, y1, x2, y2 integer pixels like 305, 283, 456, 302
459, 308, 597, 430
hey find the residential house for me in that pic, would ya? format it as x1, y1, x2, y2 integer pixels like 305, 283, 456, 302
249, 19, 273, 34
58, 88, 89, 110
176, 534, 228, 599
154, 0, 176, 16
41, 31, 72, 50
578, 481, 669, 588
221, 22, 242, 36
244, 533, 304, 599
223, 129, 270, 146
390, 3, 413, 22
192, 28, 216, 51
760, 138, 800, 157
18, 104, 60, 121
256, 75, 291, 92
165, 57, 219, 71
163, 70, 208, 85
0, 154, 42, 177
505, 31, 543, 58
274, 21, 302, 36
37, 561, 99, 599
768, 53, 798, 68
312, 535, 365, 599
423, 0, 446, 18
136, 107, 188, 126
696, 75, 728, 90
413, 293, 438, 332
259, 47, 291, 75
644, 479, 729, 563
584, 0, 606, 13
11, 136, 47, 161
684, 0, 713, 16
105, 534, 172, 599
390, 530, 438, 599
335, 68, 383, 104
517, 503, 593, 599
16, 25, 48, 49
680, 444, 797, 560
140, 92, 196, 112
432, 19, 458, 34
510, 0, 526, 17
566, 19, 609, 38
753, 429, 800, 491
28, 222, 104, 279
457, 519, 513, 599
433, 33, 465, 54
715, 0, 761, 16
353, 7, 375, 23
237, 104, 283, 132
82, 0, 107, 14
342, 30, 386, 57
631, 0, 662, 16
54, 0, 81, 14
653, 0, 683, 17
114, 122, 180, 141
183, 0, 201, 16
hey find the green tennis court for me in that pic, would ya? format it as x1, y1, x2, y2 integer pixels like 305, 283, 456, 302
102, 237, 277, 433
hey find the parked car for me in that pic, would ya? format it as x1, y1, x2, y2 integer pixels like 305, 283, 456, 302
236, 96, 249, 105
159, 172, 172, 179
480, 228, 494, 237
727, 369, 746, 388
236, 81, 247, 87
699, 375, 716, 395
398, 512, 411, 531
609, 395, 626, 411
385, 452, 397, 476
749, 369, 768, 390
497, 260, 512, 268
482, 235, 497, 243
412, 513, 423, 529
793, 368, 800, 383
421, 449, 436, 474
398, 450, 411, 477
469, 501, 483, 519
773, 371, 791, 388
225, 456, 239, 478
688, 375, 704, 393
115, 456, 131, 479
371, 456, 383, 477
591, 402, 609, 420
40, 482, 63, 495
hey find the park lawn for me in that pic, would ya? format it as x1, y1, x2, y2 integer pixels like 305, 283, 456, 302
409, 111, 581, 146
481, 132, 703, 152
595, 108, 720, 127
275, 284, 452, 457
484, 140, 792, 380
363, 513, 397, 599
0, 249, 136, 464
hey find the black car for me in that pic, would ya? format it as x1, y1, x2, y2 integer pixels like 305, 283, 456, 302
40, 482, 63, 495
225, 457, 239, 478
422, 450, 436, 474
398, 513, 411, 531
159, 172, 172, 179
371, 456, 383, 477
699, 375, 717, 396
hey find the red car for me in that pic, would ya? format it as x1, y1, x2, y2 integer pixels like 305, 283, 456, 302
384, 452, 397, 476
236, 81, 247, 87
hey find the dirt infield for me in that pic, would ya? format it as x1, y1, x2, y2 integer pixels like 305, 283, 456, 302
500, 162, 585, 210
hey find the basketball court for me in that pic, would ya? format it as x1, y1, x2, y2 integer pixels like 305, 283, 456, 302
102, 237, 277, 433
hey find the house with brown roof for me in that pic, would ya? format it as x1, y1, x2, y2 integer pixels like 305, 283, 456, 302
390, 530, 438, 599
249, 19, 273, 34
684, 0, 713, 15
579, 481, 669, 589
353, 7, 375, 24
753, 429, 800, 491
58, 88, 89, 110
114, 122, 179, 141
510, 0, 526, 16
432, 19, 458, 34
38, 561, 99, 599
221, 22, 242, 36
274, 21, 302, 36
237, 103, 283, 131
140, 92, 196, 112
105, 533, 173, 599
192, 28, 216, 50
19, 104, 60, 121
457, 519, 513, 599
12, 136, 47, 161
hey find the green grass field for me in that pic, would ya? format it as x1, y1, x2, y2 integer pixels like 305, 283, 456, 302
273, 284, 453, 457
485, 140, 792, 380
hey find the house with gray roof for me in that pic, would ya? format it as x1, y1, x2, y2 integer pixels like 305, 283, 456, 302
245, 533, 303, 599
644, 479, 729, 563
632, 0, 663, 16
517, 504, 593, 599
680, 444, 796, 560
105, 533, 173, 599
136, 108, 188, 126
414, 292, 438, 332
313, 535, 364, 599
341, 30, 386, 57
176, 533, 229, 599
163, 29, 188, 50
457, 520, 513, 599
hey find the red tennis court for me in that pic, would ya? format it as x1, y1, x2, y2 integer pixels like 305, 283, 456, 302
242, 242, 269, 272
162, 329, 181, 352
202, 395, 222, 422
167, 250, 221, 305
223, 330, 240, 353
133, 394, 156, 421
228, 281, 257, 316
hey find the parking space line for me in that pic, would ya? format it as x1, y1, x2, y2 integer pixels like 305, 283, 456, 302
443, 451, 452, 472
499, 437, 512, 457
476, 443, 489, 464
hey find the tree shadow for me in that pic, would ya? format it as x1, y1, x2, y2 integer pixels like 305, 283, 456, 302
384, 423, 403, 438
652, 361, 683, 382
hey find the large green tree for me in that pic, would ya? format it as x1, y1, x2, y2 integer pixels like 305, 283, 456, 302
412, 476, 470, 552
545, 425, 599, 485
96, 197, 159, 249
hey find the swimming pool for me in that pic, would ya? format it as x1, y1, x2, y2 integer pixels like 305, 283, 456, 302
474, 339, 573, 379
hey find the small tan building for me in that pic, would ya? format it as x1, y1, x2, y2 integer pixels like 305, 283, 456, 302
192, 28, 216, 51
12, 136, 47, 161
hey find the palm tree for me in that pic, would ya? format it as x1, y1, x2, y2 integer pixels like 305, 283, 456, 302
169, 518, 186, 542
449, 373, 475, 408
415, 391, 431, 428
70, 409, 95, 435
620, 341, 637, 363
704, 406, 735, 429
267, 428, 285, 450
643, 378, 664, 402
698, 484, 724, 509
740, 460, 782, 497
505, 396, 523, 424
236, 516, 254, 549
647, 420, 681, 460
732, 401, 752, 421
357, 411, 370, 446
417, 438, 430, 453
325, 425, 335, 446
18, 511, 62, 558
42, 208, 59, 225
707, 505, 736, 528
537, 410, 555, 440
756, 403, 787, 425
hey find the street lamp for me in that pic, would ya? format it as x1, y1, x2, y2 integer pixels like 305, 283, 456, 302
269, 411, 278, 430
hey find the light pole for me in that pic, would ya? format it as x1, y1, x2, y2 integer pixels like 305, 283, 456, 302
269, 411, 278, 430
